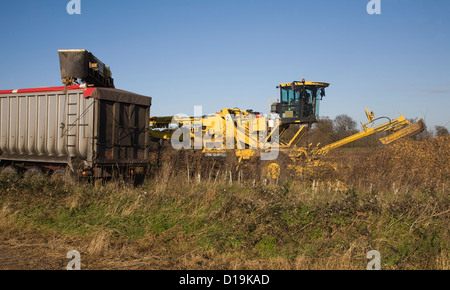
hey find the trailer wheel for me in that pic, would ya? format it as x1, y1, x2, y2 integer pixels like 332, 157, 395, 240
51, 168, 72, 182
24, 167, 44, 178
0, 166, 18, 177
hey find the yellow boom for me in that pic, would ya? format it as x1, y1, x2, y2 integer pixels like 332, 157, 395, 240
313, 113, 425, 157
148, 77, 426, 179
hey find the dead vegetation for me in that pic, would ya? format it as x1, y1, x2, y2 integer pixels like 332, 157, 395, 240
348, 136, 450, 192
0, 137, 448, 270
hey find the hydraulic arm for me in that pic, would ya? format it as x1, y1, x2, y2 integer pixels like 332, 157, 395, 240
313, 113, 425, 157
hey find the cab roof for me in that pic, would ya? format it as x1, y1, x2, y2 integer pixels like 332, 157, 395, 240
278, 81, 329, 88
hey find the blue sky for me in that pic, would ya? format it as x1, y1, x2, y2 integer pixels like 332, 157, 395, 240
0, 0, 449, 130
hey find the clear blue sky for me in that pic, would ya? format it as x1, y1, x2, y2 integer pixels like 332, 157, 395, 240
0, 0, 449, 131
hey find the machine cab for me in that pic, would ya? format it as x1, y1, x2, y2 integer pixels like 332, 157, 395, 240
271, 80, 329, 124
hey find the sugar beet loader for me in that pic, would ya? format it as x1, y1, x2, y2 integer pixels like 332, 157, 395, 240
149, 79, 425, 183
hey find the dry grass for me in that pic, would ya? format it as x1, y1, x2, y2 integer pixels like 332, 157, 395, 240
0, 137, 448, 270
348, 136, 450, 192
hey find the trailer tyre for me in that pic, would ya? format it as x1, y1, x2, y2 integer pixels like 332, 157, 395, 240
24, 167, 44, 178
0, 166, 18, 177
51, 168, 72, 182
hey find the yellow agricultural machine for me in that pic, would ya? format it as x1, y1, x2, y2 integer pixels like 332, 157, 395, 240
149, 79, 425, 181
0, 48, 425, 184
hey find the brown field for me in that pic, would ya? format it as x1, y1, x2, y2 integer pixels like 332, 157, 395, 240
0, 136, 448, 270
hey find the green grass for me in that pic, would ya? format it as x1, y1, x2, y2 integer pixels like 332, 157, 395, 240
0, 173, 448, 269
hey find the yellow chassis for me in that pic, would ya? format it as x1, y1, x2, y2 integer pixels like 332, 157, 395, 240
149, 107, 424, 179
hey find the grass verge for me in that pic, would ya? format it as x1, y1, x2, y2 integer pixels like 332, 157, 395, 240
0, 172, 448, 270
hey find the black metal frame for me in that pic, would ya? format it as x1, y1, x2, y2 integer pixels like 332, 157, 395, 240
276, 84, 320, 124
